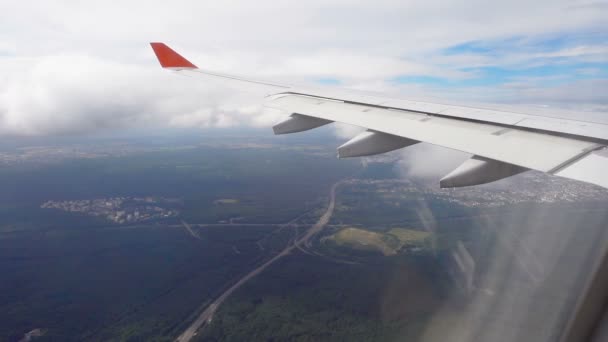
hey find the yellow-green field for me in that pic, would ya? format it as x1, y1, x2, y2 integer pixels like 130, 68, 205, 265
386, 228, 431, 244
213, 199, 239, 205
324, 227, 431, 256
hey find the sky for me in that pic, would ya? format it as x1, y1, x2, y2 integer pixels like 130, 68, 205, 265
0, 0, 607, 136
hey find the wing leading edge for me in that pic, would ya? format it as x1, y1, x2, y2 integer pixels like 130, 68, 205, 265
150, 42, 608, 189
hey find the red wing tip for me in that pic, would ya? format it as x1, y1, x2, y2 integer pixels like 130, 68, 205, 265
149, 42, 198, 69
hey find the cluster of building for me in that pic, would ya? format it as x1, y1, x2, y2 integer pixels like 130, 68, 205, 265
0, 143, 169, 166
429, 172, 608, 208
0, 146, 109, 166
349, 171, 608, 208
41, 197, 179, 224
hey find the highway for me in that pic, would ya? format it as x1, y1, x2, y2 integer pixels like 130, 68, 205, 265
180, 220, 201, 240
175, 180, 344, 342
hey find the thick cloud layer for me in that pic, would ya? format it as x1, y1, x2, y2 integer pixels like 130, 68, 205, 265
0, 0, 606, 136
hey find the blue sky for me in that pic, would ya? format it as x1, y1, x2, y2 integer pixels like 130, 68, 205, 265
393, 35, 608, 88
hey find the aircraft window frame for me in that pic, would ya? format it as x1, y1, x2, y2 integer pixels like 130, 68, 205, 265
561, 244, 608, 342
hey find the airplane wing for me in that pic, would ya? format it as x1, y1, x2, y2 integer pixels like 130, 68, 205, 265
150, 42, 608, 189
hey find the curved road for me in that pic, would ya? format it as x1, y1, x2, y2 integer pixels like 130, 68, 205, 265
175, 180, 344, 342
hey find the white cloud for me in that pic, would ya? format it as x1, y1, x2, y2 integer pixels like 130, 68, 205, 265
0, 55, 268, 135
331, 123, 366, 140
0, 0, 606, 136
396, 144, 471, 180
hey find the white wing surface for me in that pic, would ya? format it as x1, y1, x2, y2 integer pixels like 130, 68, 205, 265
150, 43, 608, 189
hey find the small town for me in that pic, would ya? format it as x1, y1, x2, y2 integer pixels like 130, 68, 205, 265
41, 197, 179, 224
355, 171, 608, 209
